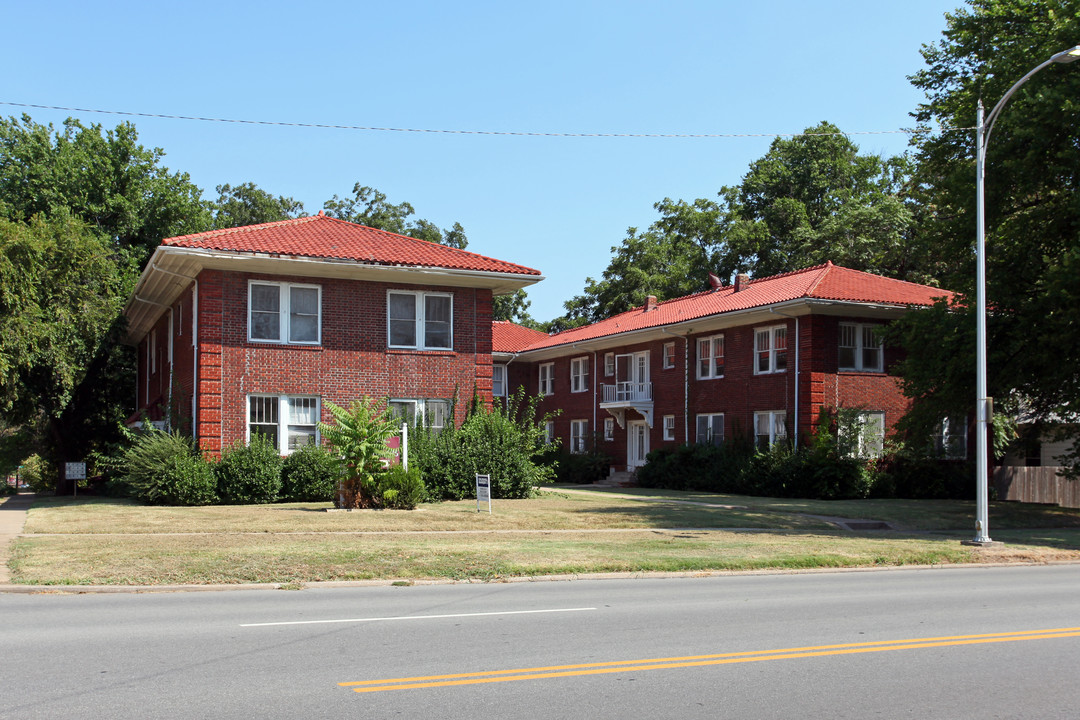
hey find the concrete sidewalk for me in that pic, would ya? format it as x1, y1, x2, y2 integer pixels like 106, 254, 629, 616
0, 493, 39, 583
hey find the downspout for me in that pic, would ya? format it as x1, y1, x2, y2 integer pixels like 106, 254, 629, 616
192, 281, 199, 448
166, 308, 174, 432
769, 308, 800, 447
592, 350, 598, 443
661, 327, 690, 443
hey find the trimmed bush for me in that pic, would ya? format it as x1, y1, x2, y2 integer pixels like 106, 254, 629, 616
157, 453, 218, 506
380, 463, 426, 509
118, 431, 202, 504
215, 435, 282, 504
280, 443, 340, 502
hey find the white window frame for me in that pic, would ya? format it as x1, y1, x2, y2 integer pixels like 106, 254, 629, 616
842, 411, 885, 458
697, 334, 725, 379
663, 342, 676, 369
604, 417, 615, 441
387, 290, 453, 351
492, 364, 507, 397
936, 417, 968, 459
539, 363, 554, 396
543, 420, 556, 445
570, 356, 589, 393
754, 325, 787, 375
389, 398, 450, 433
754, 411, 788, 449
604, 352, 615, 376
248, 280, 322, 345
839, 322, 884, 372
570, 419, 589, 454
663, 415, 676, 441
247, 394, 320, 455
696, 413, 724, 445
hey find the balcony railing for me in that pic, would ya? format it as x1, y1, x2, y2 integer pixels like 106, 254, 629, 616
602, 382, 653, 404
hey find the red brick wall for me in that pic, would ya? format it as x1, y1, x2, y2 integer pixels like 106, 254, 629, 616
505, 313, 914, 466
169, 269, 494, 456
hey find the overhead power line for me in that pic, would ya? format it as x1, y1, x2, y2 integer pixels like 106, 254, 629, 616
0, 101, 971, 139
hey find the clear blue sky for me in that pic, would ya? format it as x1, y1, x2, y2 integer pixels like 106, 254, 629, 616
2, 0, 960, 322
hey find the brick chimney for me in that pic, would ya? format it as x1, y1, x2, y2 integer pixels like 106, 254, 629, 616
645, 295, 658, 312
734, 273, 751, 292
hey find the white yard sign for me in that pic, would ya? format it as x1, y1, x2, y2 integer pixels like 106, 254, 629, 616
475, 474, 491, 514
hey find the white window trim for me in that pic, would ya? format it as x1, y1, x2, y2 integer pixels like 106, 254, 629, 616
697, 334, 725, 380
543, 420, 556, 445
839, 322, 884, 372
539, 363, 554, 396
753, 325, 787, 375
754, 411, 788, 448
663, 415, 676, 441
390, 398, 450, 432
246, 394, 320, 455
570, 419, 589, 454
604, 417, 615, 441
696, 413, 724, 445
843, 411, 885, 458
387, 289, 454, 351
663, 342, 676, 370
248, 280, 322, 345
570, 356, 589, 393
937, 417, 968, 459
604, 352, 615, 377
492, 364, 507, 397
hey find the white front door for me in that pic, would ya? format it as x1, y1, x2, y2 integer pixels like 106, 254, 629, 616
628, 420, 649, 469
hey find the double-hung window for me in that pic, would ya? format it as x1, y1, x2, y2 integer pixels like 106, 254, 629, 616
604, 417, 615, 441
697, 334, 725, 379
696, 413, 724, 445
663, 342, 676, 369
543, 421, 556, 445
570, 420, 589, 454
754, 411, 788, 450
570, 357, 589, 393
539, 363, 554, 396
604, 352, 615, 376
248, 394, 319, 453
389, 398, 450, 433
935, 417, 968, 459
841, 411, 885, 458
754, 325, 787, 374
387, 291, 452, 350
492, 365, 507, 397
663, 415, 676, 441
249, 281, 321, 344
838, 323, 883, 372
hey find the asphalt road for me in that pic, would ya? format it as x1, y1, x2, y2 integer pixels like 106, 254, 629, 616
3, 565, 1080, 719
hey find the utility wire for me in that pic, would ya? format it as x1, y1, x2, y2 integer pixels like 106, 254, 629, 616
0, 101, 973, 139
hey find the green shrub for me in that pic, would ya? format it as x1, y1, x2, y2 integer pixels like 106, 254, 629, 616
319, 398, 398, 509
214, 434, 282, 504
878, 456, 974, 499
157, 453, 218, 506
545, 447, 610, 484
117, 431, 201, 504
380, 463, 426, 509
280, 443, 340, 502
409, 389, 556, 500
19, 454, 57, 494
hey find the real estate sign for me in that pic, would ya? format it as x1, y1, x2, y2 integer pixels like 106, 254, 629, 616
475, 474, 491, 514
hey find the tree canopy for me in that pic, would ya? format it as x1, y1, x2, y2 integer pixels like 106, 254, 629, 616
323, 183, 468, 249
212, 182, 304, 229
892, 0, 1080, 451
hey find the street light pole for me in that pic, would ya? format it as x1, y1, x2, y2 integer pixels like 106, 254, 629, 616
969, 44, 1080, 545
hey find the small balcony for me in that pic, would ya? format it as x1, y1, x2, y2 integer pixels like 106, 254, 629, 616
600, 382, 654, 428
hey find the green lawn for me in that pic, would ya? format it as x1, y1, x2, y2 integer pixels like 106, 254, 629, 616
9, 489, 1080, 586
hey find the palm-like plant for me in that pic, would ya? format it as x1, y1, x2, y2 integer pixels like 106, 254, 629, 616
319, 398, 400, 508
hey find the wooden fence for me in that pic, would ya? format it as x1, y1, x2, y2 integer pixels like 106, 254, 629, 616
994, 466, 1080, 508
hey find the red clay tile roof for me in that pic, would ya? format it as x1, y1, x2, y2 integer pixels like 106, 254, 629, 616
492, 321, 550, 353
162, 214, 541, 276
503, 262, 953, 353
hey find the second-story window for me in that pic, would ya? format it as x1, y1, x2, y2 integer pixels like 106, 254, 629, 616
839, 323, 883, 372
492, 365, 506, 397
570, 357, 589, 393
539, 363, 554, 395
754, 325, 787, 374
388, 291, 453, 350
249, 281, 321, 344
697, 334, 724, 379
663, 342, 676, 369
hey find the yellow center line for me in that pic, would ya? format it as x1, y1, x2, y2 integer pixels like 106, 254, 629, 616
340, 627, 1080, 694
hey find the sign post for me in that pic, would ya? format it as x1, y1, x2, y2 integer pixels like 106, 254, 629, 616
65, 462, 86, 498
475, 474, 491, 514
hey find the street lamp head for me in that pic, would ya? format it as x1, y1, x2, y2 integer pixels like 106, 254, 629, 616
1052, 45, 1080, 63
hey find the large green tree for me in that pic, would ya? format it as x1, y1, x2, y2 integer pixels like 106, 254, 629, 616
0, 115, 211, 266
552, 122, 919, 327
323, 183, 468, 249
211, 182, 304, 229
893, 0, 1080, 454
